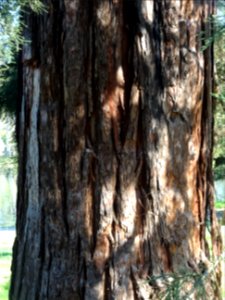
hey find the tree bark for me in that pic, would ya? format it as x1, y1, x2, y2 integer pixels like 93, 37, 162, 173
10, 0, 222, 299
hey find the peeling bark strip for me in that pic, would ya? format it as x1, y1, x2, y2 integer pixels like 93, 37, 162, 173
11, 1, 221, 299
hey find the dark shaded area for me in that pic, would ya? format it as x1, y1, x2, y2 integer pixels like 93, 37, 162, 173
0, 62, 18, 116
214, 156, 225, 167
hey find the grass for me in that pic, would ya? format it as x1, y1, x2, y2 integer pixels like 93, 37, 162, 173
215, 200, 225, 209
0, 230, 15, 300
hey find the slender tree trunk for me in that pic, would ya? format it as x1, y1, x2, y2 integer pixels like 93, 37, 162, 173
11, 0, 222, 299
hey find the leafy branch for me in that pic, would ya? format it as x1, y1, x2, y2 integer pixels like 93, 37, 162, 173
149, 253, 225, 300
0, 0, 46, 115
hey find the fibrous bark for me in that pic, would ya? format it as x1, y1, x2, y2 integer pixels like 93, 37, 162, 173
10, 0, 222, 299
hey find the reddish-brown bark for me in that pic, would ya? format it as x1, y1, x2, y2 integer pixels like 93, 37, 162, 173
10, 1, 222, 299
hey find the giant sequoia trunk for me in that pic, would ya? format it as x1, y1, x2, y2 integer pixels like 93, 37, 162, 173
10, 0, 222, 299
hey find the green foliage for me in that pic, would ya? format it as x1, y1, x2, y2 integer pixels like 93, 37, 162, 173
215, 200, 225, 209
0, 279, 10, 300
0, 1, 22, 67
0, 0, 46, 65
150, 271, 205, 300
0, 156, 17, 175
149, 256, 224, 300
200, 0, 225, 51
20, 0, 46, 13
0, 0, 46, 115
0, 0, 20, 116
0, 230, 15, 300
0, 63, 18, 116
213, 99, 225, 180
212, 1, 225, 180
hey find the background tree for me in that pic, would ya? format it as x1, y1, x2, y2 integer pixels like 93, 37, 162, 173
10, 1, 222, 299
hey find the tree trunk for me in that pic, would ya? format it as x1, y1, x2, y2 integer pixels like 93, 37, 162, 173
10, 0, 222, 299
